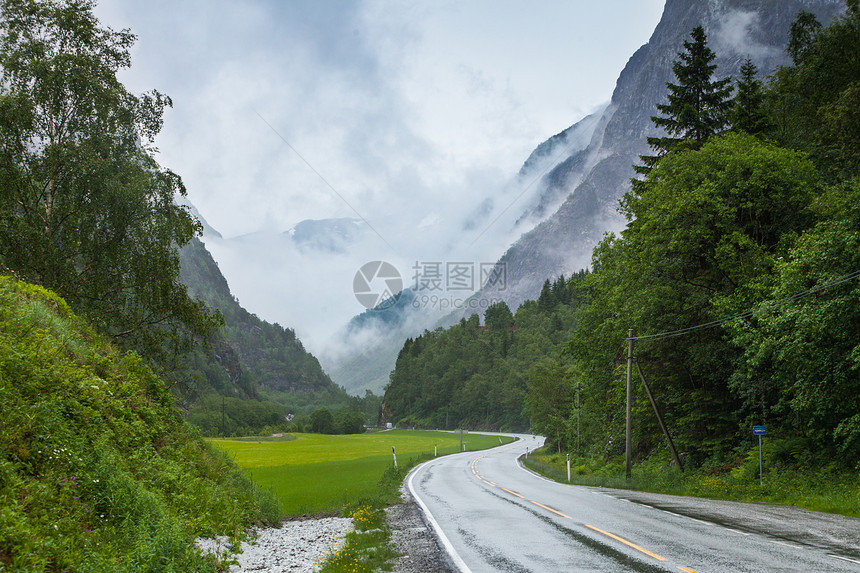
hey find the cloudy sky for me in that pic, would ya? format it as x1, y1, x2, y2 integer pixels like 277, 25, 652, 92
94, 0, 665, 353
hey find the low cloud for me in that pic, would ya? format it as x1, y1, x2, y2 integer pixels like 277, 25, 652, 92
715, 10, 780, 61
94, 0, 665, 363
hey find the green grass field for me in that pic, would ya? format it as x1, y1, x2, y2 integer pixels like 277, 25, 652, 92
209, 430, 514, 516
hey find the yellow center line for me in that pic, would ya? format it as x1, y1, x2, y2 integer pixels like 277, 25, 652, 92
501, 488, 524, 498
482, 479, 495, 486
584, 524, 667, 561
530, 500, 571, 519
677, 567, 700, 573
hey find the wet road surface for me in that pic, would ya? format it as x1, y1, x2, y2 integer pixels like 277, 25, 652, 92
406, 434, 860, 572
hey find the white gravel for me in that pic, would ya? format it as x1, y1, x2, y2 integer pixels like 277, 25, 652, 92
197, 516, 353, 572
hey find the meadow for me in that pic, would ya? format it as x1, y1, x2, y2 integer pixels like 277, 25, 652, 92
209, 430, 514, 516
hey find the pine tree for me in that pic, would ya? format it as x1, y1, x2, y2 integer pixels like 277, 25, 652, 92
635, 26, 733, 175
787, 10, 822, 65
732, 59, 768, 134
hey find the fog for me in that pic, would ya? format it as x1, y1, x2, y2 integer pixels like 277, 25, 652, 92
93, 0, 665, 361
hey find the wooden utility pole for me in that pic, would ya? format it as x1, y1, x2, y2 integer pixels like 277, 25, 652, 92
626, 329, 633, 480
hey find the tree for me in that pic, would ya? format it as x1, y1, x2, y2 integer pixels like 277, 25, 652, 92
636, 26, 732, 175
731, 59, 768, 135
537, 279, 556, 312
525, 360, 573, 454
727, 180, 860, 463
787, 10, 822, 65
767, 3, 860, 178
0, 0, 220, 368
597, 133, 821, 462
484, 301, 514, 329
334, 406, 366, 434
309, 408, 335, 434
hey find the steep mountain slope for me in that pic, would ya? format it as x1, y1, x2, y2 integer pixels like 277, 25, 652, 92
179, 237, 335, 395
481, 0, 846, 310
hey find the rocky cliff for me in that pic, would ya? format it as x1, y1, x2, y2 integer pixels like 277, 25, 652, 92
483, 0, 846, 311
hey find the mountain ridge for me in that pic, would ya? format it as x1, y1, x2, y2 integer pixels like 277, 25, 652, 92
478, 0, 847, 312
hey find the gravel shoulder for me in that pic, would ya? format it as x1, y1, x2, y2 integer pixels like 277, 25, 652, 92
196, 490, 454, 573
197, 516, 352, 572
387, 489, 456, 573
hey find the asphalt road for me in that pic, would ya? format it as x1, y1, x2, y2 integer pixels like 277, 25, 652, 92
406, 434, 860, 572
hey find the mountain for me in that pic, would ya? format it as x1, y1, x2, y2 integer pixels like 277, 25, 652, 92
288, 217, 365, 253
178, 237, 336, 394
325, 289, 425, 395
174, 208, 358, 434
478, 0, 847, 311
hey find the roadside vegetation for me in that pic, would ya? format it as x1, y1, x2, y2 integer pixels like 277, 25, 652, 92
212, 431, 516, 572
523, 446, 860, 518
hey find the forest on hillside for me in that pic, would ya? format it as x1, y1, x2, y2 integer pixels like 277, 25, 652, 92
385, 4, 860, 471
384, 274, 584, 431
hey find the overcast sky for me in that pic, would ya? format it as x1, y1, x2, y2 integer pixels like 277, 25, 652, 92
93, 0, 665, 353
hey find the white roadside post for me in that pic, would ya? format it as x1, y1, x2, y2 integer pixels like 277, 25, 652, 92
567, 453, 571, 482
392, 445, 397, 469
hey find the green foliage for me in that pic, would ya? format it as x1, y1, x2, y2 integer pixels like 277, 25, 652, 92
525, 360, 574, 454
636, 25, 732, 174
577, 133, 821, 463
767, 4, 860, 178
384, 274, 585, 431
524, 446, 860, 517
317, 504, 400, 573
726, 180, 860, 459
0, 0, 221, 368
0, 276, 276, 570
787, 10, 822, 65
310, 408, 336, 434
550, 6, 860, 479
731, 59, 769, 135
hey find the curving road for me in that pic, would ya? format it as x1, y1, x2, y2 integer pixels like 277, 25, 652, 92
406, 433, 860, 572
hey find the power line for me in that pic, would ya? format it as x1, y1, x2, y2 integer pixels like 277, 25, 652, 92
625, 268, 860, 342
254, 110, 397, 254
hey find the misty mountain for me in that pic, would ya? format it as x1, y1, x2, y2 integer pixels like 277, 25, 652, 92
324, 288, 438, 395
478, 0, 847, 311
326, 0, 847, 397
218, 217, 367, 254
178, 234, 342, 397
288, 218, 366, 253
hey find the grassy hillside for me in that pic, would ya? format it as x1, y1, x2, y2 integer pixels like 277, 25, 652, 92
0, 276, 278, 571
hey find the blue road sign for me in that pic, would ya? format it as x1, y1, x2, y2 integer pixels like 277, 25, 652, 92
753, 426, 767, 435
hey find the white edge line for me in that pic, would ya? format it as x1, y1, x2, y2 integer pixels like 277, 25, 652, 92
407, 460, 474, 573
830, 554, 860, 565
516, 454, 558, 484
